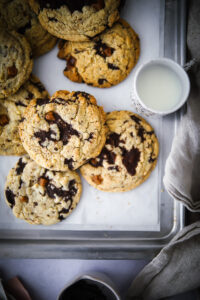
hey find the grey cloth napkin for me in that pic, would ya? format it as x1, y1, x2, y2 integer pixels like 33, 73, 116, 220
126, 222, 200, 300
163, 66, 200, 212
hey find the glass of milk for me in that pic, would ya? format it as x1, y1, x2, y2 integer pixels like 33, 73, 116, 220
131, 58, 190, 117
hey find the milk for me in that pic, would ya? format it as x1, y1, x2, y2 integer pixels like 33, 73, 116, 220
136, 64, 182, 111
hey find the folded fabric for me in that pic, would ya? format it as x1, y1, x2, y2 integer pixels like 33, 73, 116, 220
126, 221, 200, 300
163, 66, 200, 212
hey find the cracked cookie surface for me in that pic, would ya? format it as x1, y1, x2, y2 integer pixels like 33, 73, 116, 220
0, 0, 57, 57
29, 0, 121, 41
0, 75, 49, 155
80, 111, 159, 192
0, 29, 33, 98
19, 90, 108, 171
58, 19, 140, 88
5, 156, 82, 225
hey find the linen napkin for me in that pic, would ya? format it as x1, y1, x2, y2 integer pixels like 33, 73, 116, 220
126, 221, 200, 300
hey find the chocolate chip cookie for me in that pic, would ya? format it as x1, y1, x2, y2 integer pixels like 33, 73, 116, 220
80, 111, 159, 192
0, 0, 57, 57
5, 156, 82, 225
28, 0, 122, 42
0, 29, 33, 98
57, 19, 140, 88
0, 75, 49, 156
19, 90, 108, 171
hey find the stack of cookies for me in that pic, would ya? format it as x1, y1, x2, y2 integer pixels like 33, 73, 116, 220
28, 0, 140, 88
0, 0, 159, 227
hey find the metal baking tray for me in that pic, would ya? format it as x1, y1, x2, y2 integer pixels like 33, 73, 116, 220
0, 0, 185, 259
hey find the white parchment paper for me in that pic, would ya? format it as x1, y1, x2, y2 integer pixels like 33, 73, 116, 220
0, 0, 162, 231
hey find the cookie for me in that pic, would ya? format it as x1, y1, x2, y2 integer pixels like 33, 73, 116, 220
5, 156, 82, 225
19, 90, 108, 171
0, 75, 49, 155
57, 19, 140, 88
28, 0, 122, 42
80, 111, 159, 192
0, 0, 57, 57
0, 29, 33, 98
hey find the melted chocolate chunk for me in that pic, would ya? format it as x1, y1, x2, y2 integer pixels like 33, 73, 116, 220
16, 158, 26, 175
90, 147, 116, 167
73, 91, 90, 101
86, 133, 94, 141
107, 133, 122, 147
46, 181, 77, 206
94, 40, 114, 58
33, 202, 38, 206
34, 129, 57, 146
5, 189, 15, 208
64, 158, 74, 170
107, 63, 120, 70
38, 0, 101, 13
130, 115, 141, 124
138, 127, 145, 142
17, 21, 32, 35
98, 78, 107, 85
45, 112, 80, 145
121, 147, 140, 176
15, 101, 27, 107
36, 98, 49, 106
59, 279, 108, 300
58, 207, 69, 220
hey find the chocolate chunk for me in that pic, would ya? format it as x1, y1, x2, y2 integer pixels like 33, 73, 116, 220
64, 158, 74, 170
7, 64, 18, 78
33, 202, 38, 206
130, 115, 141, 124
38, 177, 49, 187
0, 114, 9, 126
5, 189, 15, 208
48, 17, 58, 22
20, 196, 28, 203
86, 133, 94, 141
19, 178, 23, 189
16, 158, 26, 175
58, 207, 69, 220
36, 98, 49, 105
45, 112, 80, 145
32, 81, 46, 93
15, 101, 27, 107
138, 127, 145, 142
149, 156, 156, 163
46, 179, 77, 212
89, 147, 116, 167
17, 21, 31, 34
91, 174, 103, 184
38, 0, 101, 13
34, 129, 57, 146
106, 133, 123, 147
26, 92, 34, 100
121, 147, 140, 176
98, 78, 107, 85
107, 63, 120, 70
73, 91, 90, 100
94, 40, 114, 58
